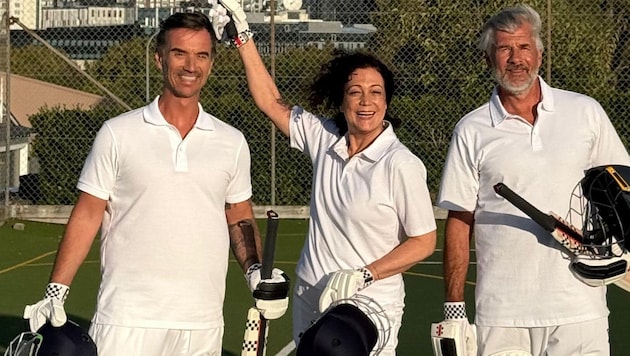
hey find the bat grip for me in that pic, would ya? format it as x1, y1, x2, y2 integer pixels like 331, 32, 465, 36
225, 13, 238, 39
261, 210, 279, 279
493, 183, 557, 232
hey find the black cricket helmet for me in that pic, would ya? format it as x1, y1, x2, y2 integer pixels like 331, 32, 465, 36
571, 165, 630, 255
4, 320, 97, 356
296, 294, 391, 356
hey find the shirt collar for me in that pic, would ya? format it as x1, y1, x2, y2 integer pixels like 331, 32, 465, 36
489, 76, 555, 127
331, 121, 397, 162
143, 96, 216, 131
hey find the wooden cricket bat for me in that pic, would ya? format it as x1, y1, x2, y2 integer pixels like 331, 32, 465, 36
241, 210, 280, 356
493, 183, 593, 255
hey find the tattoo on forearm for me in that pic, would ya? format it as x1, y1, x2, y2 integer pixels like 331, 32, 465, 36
229, 218, 260, 270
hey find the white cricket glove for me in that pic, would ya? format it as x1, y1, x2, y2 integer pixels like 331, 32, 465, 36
23, 283, 69, 332
431, 302, 477, 356
245, 263, 290, 320
208, 1, 231, 41
318, 267, 374, 312
219, 0, 253, 47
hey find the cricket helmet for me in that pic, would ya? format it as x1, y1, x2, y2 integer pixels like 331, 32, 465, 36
572, 165, 630, 255
4, 320, 97, 356
566, 165, 630, 287
296, 294, 391, 356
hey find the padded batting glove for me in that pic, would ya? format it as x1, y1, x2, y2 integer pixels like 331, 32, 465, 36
245, 263, 290, 319
431, 302, 477, 356
318, 267, 374, 312
23, 283, 69, 332
219, 0, 253, 47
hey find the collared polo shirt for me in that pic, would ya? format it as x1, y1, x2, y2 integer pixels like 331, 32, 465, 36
290, 106, 436, 305
437, 77, 630, 327
78, 97, 252, 329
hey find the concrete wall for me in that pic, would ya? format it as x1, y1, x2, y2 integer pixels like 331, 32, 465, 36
3, 205, 448, 224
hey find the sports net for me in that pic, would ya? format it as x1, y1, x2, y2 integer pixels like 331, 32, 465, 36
2, 0, 630, 220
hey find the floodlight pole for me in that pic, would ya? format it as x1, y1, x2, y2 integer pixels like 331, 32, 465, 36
270, 0, 276, 205
146, 31, 160, 104
3, 11, 9, 210
546, 0, 552, 85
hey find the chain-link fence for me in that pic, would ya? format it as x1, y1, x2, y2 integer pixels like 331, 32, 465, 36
3, 0, 630, 221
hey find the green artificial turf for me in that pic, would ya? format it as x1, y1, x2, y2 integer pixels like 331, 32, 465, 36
1, 219, 629, 355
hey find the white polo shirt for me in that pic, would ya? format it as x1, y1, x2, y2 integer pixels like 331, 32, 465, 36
437, 77, 630, 327
290, 106, 437, 305
78, 97, 252, 329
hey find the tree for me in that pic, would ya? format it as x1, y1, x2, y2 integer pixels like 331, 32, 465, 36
366, 0, 630, 191
29, 106, 122, 204
16, 1, 630, 202
83, 37, 151, 109
11, 45, 91, 91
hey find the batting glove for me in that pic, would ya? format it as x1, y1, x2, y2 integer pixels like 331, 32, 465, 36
245, 263, 290, 320
431, 302, 477, 356
219, 0, 253, 47
23, 283, 69, 332
318, 267, 374, 312
209, 1, 231, 41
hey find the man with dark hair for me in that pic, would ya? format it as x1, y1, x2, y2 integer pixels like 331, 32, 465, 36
22, 11, 289, 355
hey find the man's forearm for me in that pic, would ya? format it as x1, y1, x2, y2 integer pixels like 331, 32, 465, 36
444, 241, 470, 301
443, 211, 474, 301
50, 192, 105, 286
228, 218, 261, 271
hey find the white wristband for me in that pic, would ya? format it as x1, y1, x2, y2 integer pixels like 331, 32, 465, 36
45, 283, 70, 303
357, 266, 374, 288
444, 301, 467, 320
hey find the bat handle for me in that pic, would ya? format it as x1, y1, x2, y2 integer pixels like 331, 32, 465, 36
261, 210, 279, 279
493, 183, 557, 232
223, 8, 238, 40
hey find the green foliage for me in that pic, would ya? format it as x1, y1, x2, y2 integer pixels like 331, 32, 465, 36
201, 45, 318, 205
394, 95, 460, 193
14, 1, 630, 204
29, 106, 124, 204
84, 37, 152, 108
11, 45, 91, 90
367, 0, 630, 193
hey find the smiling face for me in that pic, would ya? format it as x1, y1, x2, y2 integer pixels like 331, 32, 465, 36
155, 27, 214, 100
340, 67, 387, 137
487, 22, 542, 96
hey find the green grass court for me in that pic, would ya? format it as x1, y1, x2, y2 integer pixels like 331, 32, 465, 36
1, 218, 629, 355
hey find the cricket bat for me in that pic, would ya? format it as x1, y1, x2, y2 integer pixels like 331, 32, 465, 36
241, 210, 280, 356
493, 182, 593, 255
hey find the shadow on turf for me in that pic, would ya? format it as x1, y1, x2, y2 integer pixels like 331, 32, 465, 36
0, 313, 91, 351
0, 314, 238, 356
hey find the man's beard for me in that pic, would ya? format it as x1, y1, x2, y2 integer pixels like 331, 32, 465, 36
493, 65, 539, 96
